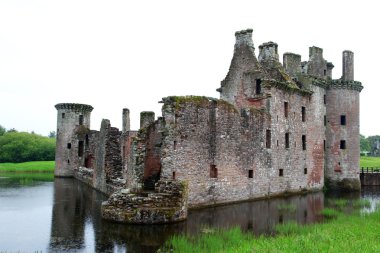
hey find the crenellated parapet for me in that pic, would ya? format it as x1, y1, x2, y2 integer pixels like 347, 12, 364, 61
329, 80, 363, 92
55, 103, 94, 113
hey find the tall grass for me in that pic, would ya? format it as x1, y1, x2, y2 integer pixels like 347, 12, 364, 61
160, 209, 380, 253
0, 161, 54, 172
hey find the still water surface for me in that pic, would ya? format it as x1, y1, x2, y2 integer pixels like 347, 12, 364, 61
0, 174, 379, 253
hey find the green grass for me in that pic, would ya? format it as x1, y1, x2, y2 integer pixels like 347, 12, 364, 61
0, 161, 54, 173
160, 209, 380, 253
360, 156, 380, 168
320, 208, 341, 219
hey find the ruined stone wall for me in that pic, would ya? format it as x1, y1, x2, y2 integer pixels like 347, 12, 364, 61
102, 180, 188, 224
325, 85, 361, 190
93, 119, 123, 194
159, 96, 272, 208
121, 130, 138, 179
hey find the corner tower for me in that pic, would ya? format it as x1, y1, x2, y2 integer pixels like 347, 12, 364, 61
55, 103, 93, 177
325, 51, 363, 190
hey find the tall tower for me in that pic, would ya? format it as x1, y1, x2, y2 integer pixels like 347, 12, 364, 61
325, 51, 363, 190
55, 103, 93, 177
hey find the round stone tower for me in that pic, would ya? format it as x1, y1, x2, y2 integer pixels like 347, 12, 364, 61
325, 51, 363, 190
55, 103, 93, 177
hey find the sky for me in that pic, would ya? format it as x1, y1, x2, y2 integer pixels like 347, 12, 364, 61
0, 0, 378, 137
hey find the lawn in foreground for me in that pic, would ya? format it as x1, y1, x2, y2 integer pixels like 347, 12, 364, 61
0, 161, 54, 172
160, 209, 380, 253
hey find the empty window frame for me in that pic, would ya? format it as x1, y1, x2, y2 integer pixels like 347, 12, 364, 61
285, 133, 290, 148
324, 115, 327, 126
67, 143, 71, 149
248, 170, 253, 178
284, 102, 289, 118
256, 79, 262, 95
279, 169, 284, 177
304, 168, 308, 174
340, 140, 346, 149
210, 165, 218, 178
266, 130, 271, 148
302, 135, 306, 150
79, 115, 84, 125
172, 171, 176, 180
301, 107, 306, 122
323, 95, 326, 105
341, 115, 346, 126
62, 113, 65, 119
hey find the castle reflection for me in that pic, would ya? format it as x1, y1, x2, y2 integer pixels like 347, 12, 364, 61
49, 178, 325, 253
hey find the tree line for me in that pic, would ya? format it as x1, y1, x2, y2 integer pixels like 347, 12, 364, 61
0, 125, 56, 163
360, 134, 380, 155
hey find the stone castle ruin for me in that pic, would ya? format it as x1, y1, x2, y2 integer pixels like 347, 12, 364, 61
55, 29, 363, 224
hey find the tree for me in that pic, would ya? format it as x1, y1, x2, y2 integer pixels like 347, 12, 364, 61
48, 131, 56, 138
0, 125, 5, 136
360, 134, 370, 153
0, 131, 55, 162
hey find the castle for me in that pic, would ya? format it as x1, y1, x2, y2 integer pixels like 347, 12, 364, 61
54, 29, 363, 224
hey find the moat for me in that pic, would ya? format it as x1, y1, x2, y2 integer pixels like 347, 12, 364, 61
0, 174, 379, 253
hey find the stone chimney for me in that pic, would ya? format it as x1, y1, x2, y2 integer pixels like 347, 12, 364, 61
258, 42, 279, 62
283, 52, 301, 77
234, 29, 254, 48
342, 50, 354, 81
122, 108, 130, 133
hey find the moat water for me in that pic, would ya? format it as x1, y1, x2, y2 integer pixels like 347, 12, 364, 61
0, 174, 379, 253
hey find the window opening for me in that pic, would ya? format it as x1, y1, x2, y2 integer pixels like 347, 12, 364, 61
78, 141, 84, 157
285, 133, 290, 148
256, 79, 262, 95
248, 170, 253, 178
302, 135, 306, 150
266, 130, 271, 148
302, 107, 306, 122
340, 140, 346, 149
210, 165, 218, 178
67, 143, 71, 149
79, 115, 84, 125
341, 115, 346, 126
284, 102, 289, 118
279, 169, 284, 177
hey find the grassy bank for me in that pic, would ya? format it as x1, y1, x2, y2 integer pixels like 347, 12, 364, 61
360, 156, 380, 168
160, 208, 380, 253
0, 161, 54, 173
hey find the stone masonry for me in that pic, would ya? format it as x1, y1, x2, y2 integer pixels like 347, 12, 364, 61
54, 28, 363, 224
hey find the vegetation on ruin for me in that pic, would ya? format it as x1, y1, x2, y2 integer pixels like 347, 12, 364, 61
0, 161, 54, 173
160, 206, 380, 253
0, 130, 55, 163
360, 156, 380, 168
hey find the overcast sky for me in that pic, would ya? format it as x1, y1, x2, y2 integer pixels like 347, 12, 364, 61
0, 0, 378, 137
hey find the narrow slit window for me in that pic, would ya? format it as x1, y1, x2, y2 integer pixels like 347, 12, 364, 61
324, 115, 327, 126
302, 107, 306, 122
210, 165, 218, 178
279, 169, 284, 177
67, 143, 71, 149
324, 140, 326, 151
266, 130, 271, 149
284, 102, 289, 118
324, 69, 326, 76
304, 168, 308, 174
172, 171, 176, 180
79, 115, 84, 125
302, 135, 306, 150
174, 141, 177, 150
248, 170, 253, 178
324, 95, 326, 105
85, 135, 89, 146
67, 159, 70, 164
78, 141, 84, 157
340, 140, 346, 149
62, 113, 65, 119
285, 133, 290, 149
256, 79, 262, 95
340, 115, 346, 126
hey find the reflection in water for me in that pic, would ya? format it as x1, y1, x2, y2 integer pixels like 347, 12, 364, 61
1, 175, 380, 253
49, 179, 326, 252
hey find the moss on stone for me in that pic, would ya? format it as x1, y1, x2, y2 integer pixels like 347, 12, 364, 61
75, 125, 90, 138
